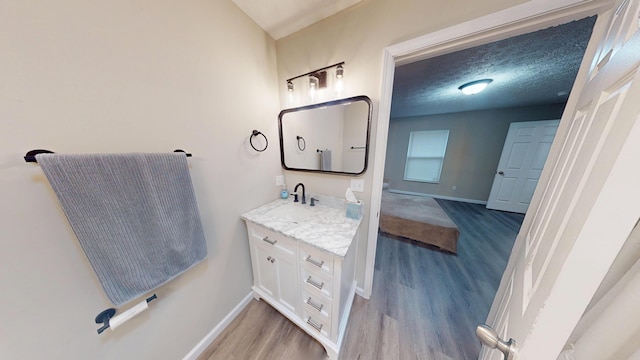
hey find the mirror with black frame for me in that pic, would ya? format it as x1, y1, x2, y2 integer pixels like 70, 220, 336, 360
278, 95, 372, 176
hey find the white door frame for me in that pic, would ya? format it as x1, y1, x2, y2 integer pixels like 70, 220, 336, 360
363, 0, 612, 298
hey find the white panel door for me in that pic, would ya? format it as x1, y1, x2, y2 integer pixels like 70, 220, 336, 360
253, 243, 277, 299
487, 120, 559, 213
481, 1, 640, 359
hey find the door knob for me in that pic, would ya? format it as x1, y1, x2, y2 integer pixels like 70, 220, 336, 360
476, 324, 516, 360
498, 171, 505, 175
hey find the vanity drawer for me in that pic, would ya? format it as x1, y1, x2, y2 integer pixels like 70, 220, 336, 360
301, 267, 333, 299
247, 224, 296, 258
300, 244, 334, 276
302, 290, 332, 321
303, 310, 331, 339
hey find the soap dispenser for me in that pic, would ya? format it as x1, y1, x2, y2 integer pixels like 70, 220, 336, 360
280, 184, 289, 199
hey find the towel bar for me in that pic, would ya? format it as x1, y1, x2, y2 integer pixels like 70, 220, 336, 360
24, 149, 192, 163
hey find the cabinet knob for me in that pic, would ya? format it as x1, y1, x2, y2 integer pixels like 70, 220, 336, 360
271, 258, 275, 263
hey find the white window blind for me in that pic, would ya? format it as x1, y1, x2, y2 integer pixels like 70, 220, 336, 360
404, 130, 449, 183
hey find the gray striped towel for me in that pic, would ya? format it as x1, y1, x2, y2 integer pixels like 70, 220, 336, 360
36, 153, 207, 306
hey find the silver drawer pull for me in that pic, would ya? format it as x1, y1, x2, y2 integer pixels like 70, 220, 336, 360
306, 276, 324, 290
306, 317, 323, 332
262, 236, 277, 245
306, 297, 324, 312
305, 255, 324, 268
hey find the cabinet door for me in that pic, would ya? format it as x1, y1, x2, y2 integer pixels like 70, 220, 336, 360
275, 251, 299, 315
253, 243, 277, 299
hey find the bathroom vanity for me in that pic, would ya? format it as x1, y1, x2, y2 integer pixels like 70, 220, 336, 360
241, 198, 361, 359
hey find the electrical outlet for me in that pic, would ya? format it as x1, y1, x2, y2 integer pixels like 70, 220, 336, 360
276, 175, 284, 186
351, 179, 365, 192
452, 185, 457, 191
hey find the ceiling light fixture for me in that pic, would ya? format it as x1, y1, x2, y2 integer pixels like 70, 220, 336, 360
458, 79, 493, 95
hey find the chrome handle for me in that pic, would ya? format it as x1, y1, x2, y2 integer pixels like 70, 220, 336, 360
476, 324, 516, 360
305, 255, 324, 268
262, 236, 277, 245
498, 171, 504, 175
306, 317, 323, 332
306, 276, 324, 290
306, 297, 324, 312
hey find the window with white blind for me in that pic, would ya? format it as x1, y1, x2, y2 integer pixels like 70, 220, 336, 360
404, 130, 449, 183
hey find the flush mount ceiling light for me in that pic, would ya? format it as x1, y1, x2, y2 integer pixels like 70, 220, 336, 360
458, 79, 493, 95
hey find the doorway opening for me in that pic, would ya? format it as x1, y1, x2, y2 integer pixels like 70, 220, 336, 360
362, 13, 597, 360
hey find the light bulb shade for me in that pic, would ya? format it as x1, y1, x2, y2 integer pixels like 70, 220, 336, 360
336, 65, 344, 79
309, 75, 319, 100
459, 79, 493, 95
309, 75, 319, 87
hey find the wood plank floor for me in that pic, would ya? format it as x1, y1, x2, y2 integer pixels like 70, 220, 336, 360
198, 200, 524, 360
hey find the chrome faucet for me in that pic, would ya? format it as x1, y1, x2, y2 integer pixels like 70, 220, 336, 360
294, 183, 306, 204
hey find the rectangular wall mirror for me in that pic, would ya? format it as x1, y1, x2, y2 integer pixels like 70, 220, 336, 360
278, 95, 372, 176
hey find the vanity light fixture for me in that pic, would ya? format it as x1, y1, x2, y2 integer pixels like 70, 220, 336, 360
285, 62, 345, 102
458, 79, 493, 95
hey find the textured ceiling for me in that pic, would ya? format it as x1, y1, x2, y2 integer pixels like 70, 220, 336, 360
391, 17, 597, 118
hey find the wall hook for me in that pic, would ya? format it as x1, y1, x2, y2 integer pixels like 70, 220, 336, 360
250, 130, 268, 152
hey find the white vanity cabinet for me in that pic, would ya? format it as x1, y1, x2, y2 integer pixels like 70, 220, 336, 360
243, 209, 359, 360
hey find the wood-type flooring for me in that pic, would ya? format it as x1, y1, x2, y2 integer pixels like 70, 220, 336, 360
198, 199, 524, 360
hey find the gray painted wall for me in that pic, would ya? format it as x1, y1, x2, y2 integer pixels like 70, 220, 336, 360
384, 103, 566, 202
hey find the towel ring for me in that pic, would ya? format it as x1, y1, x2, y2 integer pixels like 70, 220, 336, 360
296, 136, 306, 151
250, 130, 268, 152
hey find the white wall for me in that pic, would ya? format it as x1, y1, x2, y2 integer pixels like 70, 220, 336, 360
275, 0, 525, 285
0, 1, 280, 359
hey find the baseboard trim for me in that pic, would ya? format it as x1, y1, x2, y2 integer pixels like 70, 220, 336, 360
388, 189, 488, 205
182, 292, 254, 360
355, 286, 366, 299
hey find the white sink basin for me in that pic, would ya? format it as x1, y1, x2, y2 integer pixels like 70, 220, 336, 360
265, 203, 314, 222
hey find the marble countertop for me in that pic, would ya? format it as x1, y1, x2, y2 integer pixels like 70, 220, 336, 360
241, 198, 362, 257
